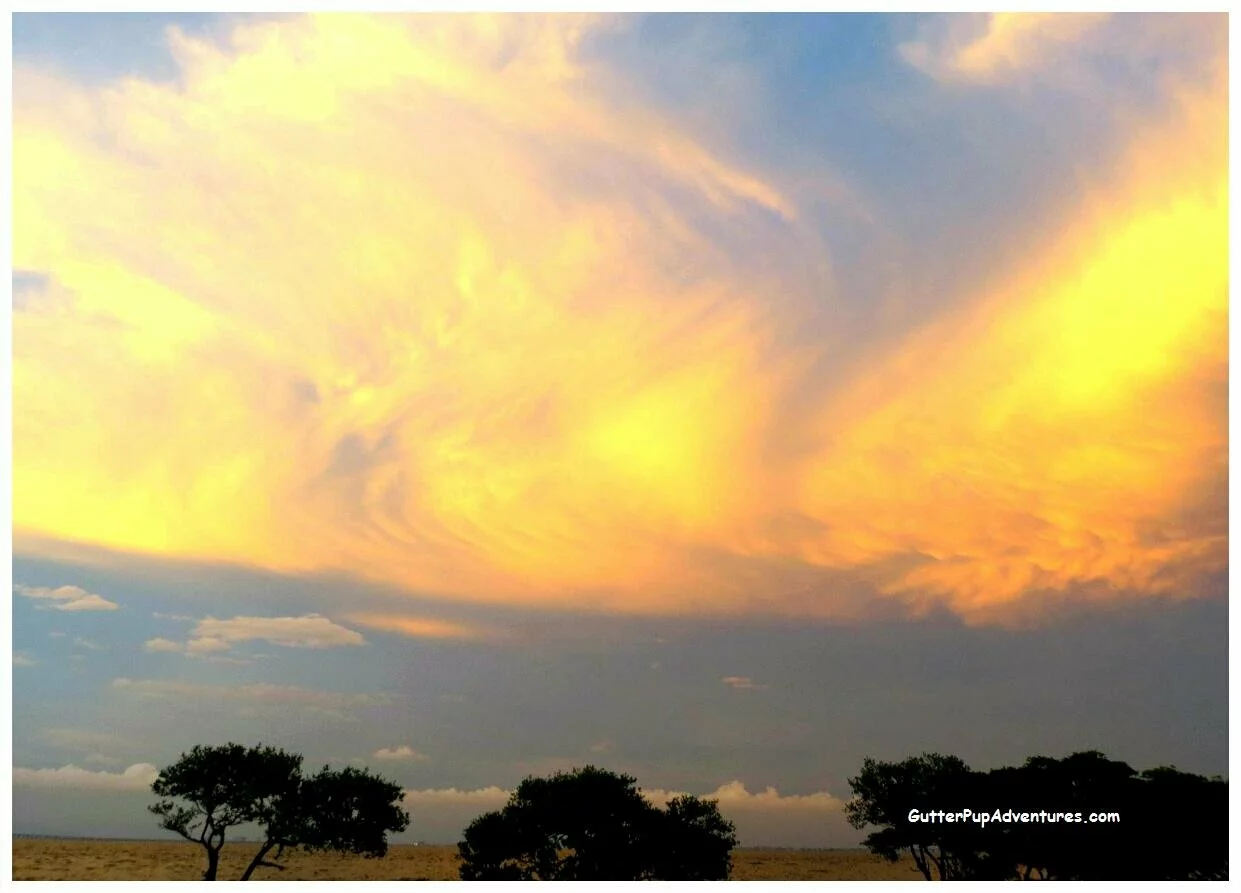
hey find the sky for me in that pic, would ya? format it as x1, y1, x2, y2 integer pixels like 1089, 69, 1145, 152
10, 12, 1228, 848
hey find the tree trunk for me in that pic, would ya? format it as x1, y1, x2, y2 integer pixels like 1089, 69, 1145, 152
203, 843, 220, 881
909, 845, 932, 881
240, 841, 276, 881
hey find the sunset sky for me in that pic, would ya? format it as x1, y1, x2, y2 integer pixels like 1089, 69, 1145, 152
11, 11, 1228, 847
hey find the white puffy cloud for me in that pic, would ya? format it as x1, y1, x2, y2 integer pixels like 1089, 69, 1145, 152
15, 583, 118, 611
13, 762, 159, 791
402, 786, 510, 809
374, 745, 427, 761
644, 780, 849, 847
642, 780, 842, 812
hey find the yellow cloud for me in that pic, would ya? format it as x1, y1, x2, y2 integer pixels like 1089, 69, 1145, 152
790, 63, 1226, 623
12, 14, 1227, 627
901, 13, 1112, 82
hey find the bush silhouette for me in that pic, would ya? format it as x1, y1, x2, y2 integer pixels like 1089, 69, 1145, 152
150, 742, 409, 880
458, 765, 738, 880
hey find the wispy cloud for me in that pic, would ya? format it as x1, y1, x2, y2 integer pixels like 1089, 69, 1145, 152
145, 614, 365, 657
43, 727, 133, 753
110, 677, 389, 718
900, 12, 1112, 83
191, 614, 365, 649
11, 13, 1226, 627
346, 614, 487, 641
15, 584, 118, 612
14, 652, 37, 667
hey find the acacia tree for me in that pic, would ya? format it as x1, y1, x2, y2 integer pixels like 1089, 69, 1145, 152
844, 753, 993, 880
245, 764, 410, 878
151, 743, 301, 880
150, 743, 409, 880
458, 766, 738, 880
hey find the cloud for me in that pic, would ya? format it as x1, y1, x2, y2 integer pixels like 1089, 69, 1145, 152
143, 635, 230, 656
900, 13, 1112, 82
721, 676, 766, 692
397, 779, 840, 816
11, 13, 1226, 628
42, 727, 132, 752
374, 745, 428, 761
11, 13, 803, 616
190, 614, 366, 649
787, 45, 1227, 625
346, 614, 487, 641
73, 637, 105, 651
186, 636, 232, 654
642, 780, 849, 846
393, 780, 847, 847
402, 785, 510, 810
643, 780, 843, 813
146, 614, 365, 656
14, 584, 118, 611
14, 652, 37, 667
110, 677, 389, 717
13, 762, 159, 791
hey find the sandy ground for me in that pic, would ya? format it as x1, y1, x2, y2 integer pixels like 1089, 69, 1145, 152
12, 838, 925, 881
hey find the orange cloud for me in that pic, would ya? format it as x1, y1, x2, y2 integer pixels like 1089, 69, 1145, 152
786, 54, 1226, 624
12, 14, 1226, 627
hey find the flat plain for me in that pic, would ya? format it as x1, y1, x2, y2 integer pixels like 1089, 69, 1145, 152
12, 837, 924, 881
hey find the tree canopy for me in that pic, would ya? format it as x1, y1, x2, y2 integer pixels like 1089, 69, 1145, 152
457, 765, 738, 880
846, 750, 1227, 880
150, 742, 409, 880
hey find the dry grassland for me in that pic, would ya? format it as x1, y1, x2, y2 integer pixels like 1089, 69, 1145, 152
12, 838, 924, 881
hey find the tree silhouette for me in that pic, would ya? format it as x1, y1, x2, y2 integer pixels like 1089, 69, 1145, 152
150, 743, 409, 880
150, 743, 300, 880
458, 766, 738, 880
845, 753, 991, 880
847, 750, 1227, 881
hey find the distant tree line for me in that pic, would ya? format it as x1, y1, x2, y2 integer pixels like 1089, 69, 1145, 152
846, 750, 1227, 880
